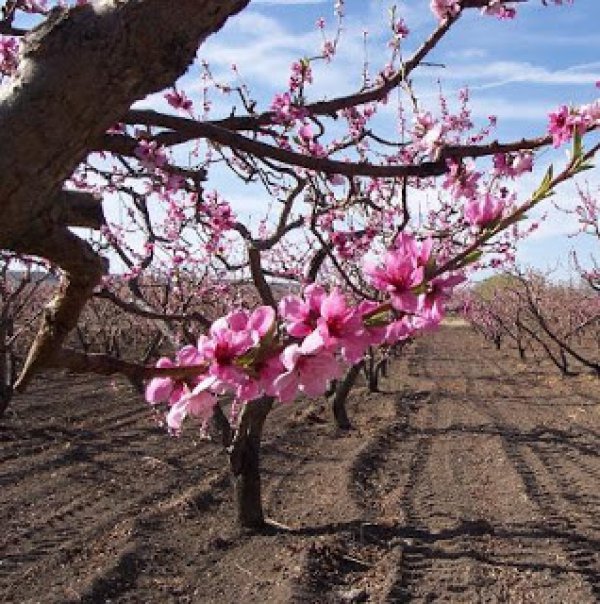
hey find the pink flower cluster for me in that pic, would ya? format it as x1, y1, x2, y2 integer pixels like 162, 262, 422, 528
442, 160, 481, 200
165, 89, 193, 113
145, 234, 465, 433
331, 229, 375, 260
412, 111, 445, 156
493, 152, 533, 178
289, 60, 313, 93
464, 193, 505, 229
0, 37, 19, 76
134, 140, 167, 171
482, 1, 516, 19
196, 191, 236, 253
548, 101, 600, 147
430, 0, 460, 21
297, 124, 326, 157
270, 92, 308, 126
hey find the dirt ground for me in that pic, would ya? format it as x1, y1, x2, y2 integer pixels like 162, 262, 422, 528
1, 326, 599, 603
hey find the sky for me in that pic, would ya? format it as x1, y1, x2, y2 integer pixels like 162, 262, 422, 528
184, 0, 600, 279
13, 1, 599, 279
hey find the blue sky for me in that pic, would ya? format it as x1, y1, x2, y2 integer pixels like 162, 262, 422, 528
185, 0, 599, 278
14, 1, 599, 278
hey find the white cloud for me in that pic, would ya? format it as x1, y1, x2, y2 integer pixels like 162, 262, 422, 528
420, 60, 600, 89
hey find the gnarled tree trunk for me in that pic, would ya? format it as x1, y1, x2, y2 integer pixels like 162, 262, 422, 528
229, 396, 273, 529
0, 0, 250, 388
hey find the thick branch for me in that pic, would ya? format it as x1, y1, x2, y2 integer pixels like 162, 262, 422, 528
52, 190, 105, 229
1, 0, 250, 389
118, 110, 565, 180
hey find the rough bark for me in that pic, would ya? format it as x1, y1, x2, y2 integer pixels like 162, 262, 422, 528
0, 0, 250, 387
331, 361, 364, 430
0, 319, 14, 417
229, 396, 273, 529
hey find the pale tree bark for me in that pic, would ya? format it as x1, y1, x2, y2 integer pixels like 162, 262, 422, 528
0, 0, 250, 388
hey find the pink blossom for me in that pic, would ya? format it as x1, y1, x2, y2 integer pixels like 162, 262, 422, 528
393, 18, 410, 39
385, 318, 413, 344
548, 105, 573, 147
239, 354, 286, 403
580, 99, 600, 121
165, 89, 193, 112
321, 40, 336, 61
420, 273, 466, 324
279, 284, 326, 337
493, 152, 533, 178
200, 325, 254, 387
145, 345, 204, 406
0, 36, 19, 76
364, 236, 427, 313
270, 92, 308, 126
273, 340, 342, 403
357, 300, 388, 347
412, 112, 445, 155
297, 123, 326, 157
166, 376, 217, 434
430, 0, 460, 21
394, 233, 433, 270
464, 193, 505, 228
312, 288, 369, 363
442, 160, 481, 200
482, 1, 516, 19
298, 124, 314, 142
289, 60, 313, 92
134, 140, 167, 171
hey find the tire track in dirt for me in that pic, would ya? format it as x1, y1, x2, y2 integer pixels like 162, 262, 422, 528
2, 331, 598, 602
382, 340, 500, 602
0, 454, 230, 603
282, 390, 413, 604
351, 329, 599, 602
1, 374, 232, 602
456, 331, 600, 602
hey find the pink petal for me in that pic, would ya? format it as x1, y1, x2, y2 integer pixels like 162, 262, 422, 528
301, 329, 326, 355
281, 344, 301, 371
273, 371, 299, 403
145, 377, 173, 404
166, 399, 188, 432
249, 306, 275, 336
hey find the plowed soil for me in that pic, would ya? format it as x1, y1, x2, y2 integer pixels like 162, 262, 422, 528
1, 326, 599, 603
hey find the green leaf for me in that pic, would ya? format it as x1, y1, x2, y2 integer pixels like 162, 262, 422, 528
532, 164, 554, 202
572, 129, 583, 161
410, 282, 428, 295
574, 161, 595, 174
458, 250, 483, 268
364, 309, 392, 327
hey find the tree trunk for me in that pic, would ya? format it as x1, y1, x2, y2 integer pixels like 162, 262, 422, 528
331, 361, 363, 430
0, 0, 250, 389
367, 352, 380, 392
229, 396, 273, 529
379, 357, 389, 379
0, 320, 13, 417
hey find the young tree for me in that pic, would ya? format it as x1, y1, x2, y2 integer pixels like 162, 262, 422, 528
1, 0, 598, 528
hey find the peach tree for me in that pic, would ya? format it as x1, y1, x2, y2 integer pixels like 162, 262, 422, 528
0, 0, 598, 528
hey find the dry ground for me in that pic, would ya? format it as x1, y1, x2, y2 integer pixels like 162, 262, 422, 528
1, 326, 599, 603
